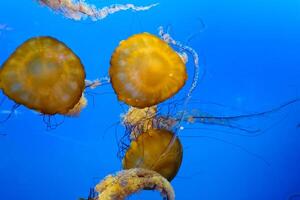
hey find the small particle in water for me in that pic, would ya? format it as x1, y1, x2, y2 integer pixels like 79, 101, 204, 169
0, 23, 13, 31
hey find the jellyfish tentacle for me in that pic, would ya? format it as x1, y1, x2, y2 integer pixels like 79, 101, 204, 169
182, 135, 270, 167
43, 114, 65, 130
0, 103, 20, 124
158, 26, 200, 99
85, 77, 110, 89
158, 26, 200, 155
180, 98, 300, 135
192, 98, 300, 121
185, 18, 207, 45
38, 0, 159, 21
190, 118, 261, 133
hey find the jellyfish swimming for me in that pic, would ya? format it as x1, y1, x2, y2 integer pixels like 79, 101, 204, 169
109, 32, 188, 108
120, 106, 183, 181
122, 128, 183, 181
0, 36, 86, 116
86, 26, 199, 111
115, 96, 300, 183
37, 0, 158, 21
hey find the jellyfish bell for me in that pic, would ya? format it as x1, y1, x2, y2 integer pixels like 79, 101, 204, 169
122, 128, 183, 181
109, 32, 188, 108
0, 36, 86, 115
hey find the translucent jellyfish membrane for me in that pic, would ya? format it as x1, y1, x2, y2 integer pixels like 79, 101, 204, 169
122, 128, 183, 181
109, 33, 187, 108
95, 168, 175, 200
0, 36, 86, 115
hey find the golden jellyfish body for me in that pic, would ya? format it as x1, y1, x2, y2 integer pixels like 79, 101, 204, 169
122, 128, 183, 181
0, 36, 86, 115
110, 33, 187, 108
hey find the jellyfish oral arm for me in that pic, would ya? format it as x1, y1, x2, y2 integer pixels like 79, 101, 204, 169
85, 77, 110, 89
95, 168, 175, 200
37, 0, 159, 21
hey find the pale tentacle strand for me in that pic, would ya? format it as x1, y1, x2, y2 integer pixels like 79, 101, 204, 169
158, 26, 200, 135
157, 26, 200, 165
158, 26, 199, 100
85, 77, 110, 89
38, 0, 159, 21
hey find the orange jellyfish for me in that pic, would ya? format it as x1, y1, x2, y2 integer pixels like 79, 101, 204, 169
109, 32, 188, 108
0, 36, 86, 115
122, 128, 183, 181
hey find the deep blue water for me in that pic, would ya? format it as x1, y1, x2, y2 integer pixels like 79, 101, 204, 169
0, 0, 300, 200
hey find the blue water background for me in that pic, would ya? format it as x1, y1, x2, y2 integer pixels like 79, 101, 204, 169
0, 0, 300, 199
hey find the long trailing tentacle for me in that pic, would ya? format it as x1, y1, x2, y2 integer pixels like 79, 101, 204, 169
158, 26, 201, 139
178, 98, 300, 135
159, 26, 200, 101
38, 0, 159, 21
192, 98, 300, 121
155, 26, 201, 165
